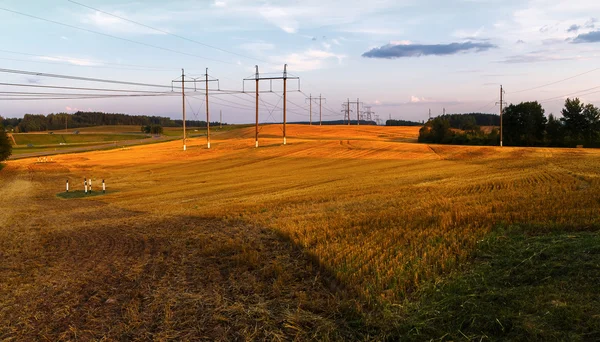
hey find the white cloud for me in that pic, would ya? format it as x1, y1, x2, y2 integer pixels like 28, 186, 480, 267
269, 49, 346, 72
79, 10, 170, 35
410, 96, 425, 103
239, 42, 275, 54
213, 1, 226, 7
38, 56, 100, 66
259, 6, 298, 33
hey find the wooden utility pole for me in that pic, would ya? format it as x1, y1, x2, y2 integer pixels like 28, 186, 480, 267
500, 85, 504, 147
319, 94, 324, 126
347, 99, 350, 125
348, 99, 363, 125
356, 98, 360, 126
255, 65, 259, 148
182, 68, 186, 151
205, 68, 210, 149
309, 94, 312, 125
496, 85, 506, 147
283, 64, 287, 145
243, 64, 298, 147
172, 69, 218, 151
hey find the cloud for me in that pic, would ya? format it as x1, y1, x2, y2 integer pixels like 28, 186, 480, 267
259, 6, 297, 33
239, 42, 275, 54
567, 24, 581, 33
410, 96, 425, 103
516, 39, 525, 44
38, 56, 100, 66
362, 41, 497, 59
269, 49, 345, 72
573, 30, 600, 43
80, 10, 170, 35
499, 51, 585, 63
584, 17, 598, 29
60, 36, 69, 40
213, 1, 226, 7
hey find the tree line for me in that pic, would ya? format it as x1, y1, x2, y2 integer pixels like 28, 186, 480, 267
418, 98, 600, 147
0, 116, 12, 162
1, 111, 224, 133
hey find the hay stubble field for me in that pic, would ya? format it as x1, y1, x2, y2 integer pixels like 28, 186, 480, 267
1, 125, 599, 340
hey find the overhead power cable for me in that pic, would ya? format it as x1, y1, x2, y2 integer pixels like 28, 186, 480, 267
0, 68, 173, 88
67, 0, 275, 66
0, 7, 235, 65
510, 67, 600, 94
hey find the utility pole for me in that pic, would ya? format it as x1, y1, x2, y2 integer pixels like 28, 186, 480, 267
306, 94, 326, 126
283, 64, 287, 144
348, 99, 363, 125
310, 94, 312, 125
443, 107, 446, 116
205, 68, 210, 149
182, 69, 186, 151
319, 94, 326, 126
496, 85, 507, 147
172, 69, 218, 150
243, 64, 299, 147
255, 66, 259, 147
347, 99, 350, 125
363, 106, 375, 122
428, 108, 431, 120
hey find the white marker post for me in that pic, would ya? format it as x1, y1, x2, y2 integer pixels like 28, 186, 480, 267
66, 179, 69, 193
84, 178, 88, 194
102, 179, 106, 194
89, 178, 92, 193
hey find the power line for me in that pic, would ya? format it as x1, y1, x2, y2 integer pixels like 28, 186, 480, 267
510, 67, 600, 94
0, 82, 173, 93
0, 49, 180, 72
0, 68, 173, 89
0, 6, 235, 65
68, 0, 275, 66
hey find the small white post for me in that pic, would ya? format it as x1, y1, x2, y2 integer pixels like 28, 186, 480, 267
84, 178, 88, 194
183, 145, 187, 151
102, 179, 106, 194
66, 179, 69, 193
283, 137, 287, 145
255, 141, 259, 148
89, 178, 92, 193
208, 141, 211, 149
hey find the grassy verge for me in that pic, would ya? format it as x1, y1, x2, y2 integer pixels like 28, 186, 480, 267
0, 163, 5, 172
396, 228, 600, 340
57, 190, 114, 199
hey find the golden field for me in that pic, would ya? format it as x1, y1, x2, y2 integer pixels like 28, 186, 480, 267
1, 124, 599, 340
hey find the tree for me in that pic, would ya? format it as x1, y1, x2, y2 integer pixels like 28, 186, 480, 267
0, 122, 12, 162
561, 98, 586, 145
546, 114, 564, 146
582, 103, 600, 146
503, 101, 546, 146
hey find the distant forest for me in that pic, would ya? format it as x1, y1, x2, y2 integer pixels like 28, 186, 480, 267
1, 111, 224, 133
386, 119, 423, 126
419, 98, 600, 148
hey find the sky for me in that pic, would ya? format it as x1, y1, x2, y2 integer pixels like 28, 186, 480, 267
1, 0, 600, 124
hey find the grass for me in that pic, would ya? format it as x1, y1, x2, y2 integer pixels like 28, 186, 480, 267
0, 163, 5, 172
1, 124, 599, 340
12, 133, 144, 146
57, 190, 113, 199
398, 227, 600, 341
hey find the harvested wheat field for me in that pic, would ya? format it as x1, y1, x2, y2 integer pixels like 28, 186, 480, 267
1, 124, 599, 340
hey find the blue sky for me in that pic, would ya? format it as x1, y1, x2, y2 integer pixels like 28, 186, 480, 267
1, 0, 600, 123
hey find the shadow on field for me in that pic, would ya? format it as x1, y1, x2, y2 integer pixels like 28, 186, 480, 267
0, 215, 363, 341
